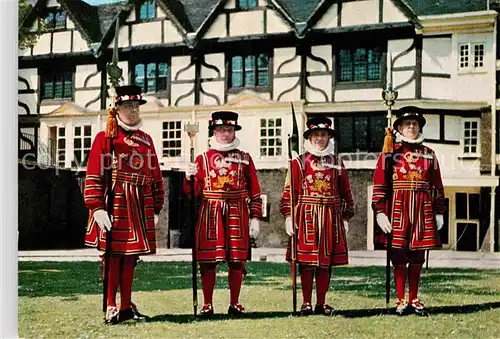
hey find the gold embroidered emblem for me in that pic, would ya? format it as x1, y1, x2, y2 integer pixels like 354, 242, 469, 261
123, 136, 139, 147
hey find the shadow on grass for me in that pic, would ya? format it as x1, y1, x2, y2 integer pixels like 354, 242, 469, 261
138, 302, 500, 323
19, 261, 500, 300
147, 311, 292, 323
336, 301, 500, 318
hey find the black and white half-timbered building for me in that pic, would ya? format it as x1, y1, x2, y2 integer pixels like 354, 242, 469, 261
18, 0, 500, 252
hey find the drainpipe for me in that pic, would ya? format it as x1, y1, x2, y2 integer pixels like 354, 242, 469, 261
491, 15, 498, 253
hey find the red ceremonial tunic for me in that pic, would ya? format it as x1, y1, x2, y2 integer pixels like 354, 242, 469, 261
280, 153, 354, 267
372, 141, 445, 250
183, 149, 262, 263
84, 127, 164, 256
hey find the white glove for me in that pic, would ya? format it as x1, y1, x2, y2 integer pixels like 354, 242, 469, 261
343, 220, 349, 234
93, 209, 112, 232
285, 216, 294, 236
376, 213, 392, 234
184, 162, 197, 178
249, 218, 260, 238
436, 214, 444, 231
154, 214, 159, 225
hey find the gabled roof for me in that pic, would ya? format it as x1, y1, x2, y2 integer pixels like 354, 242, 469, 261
403, 0, 488, 16
58, 0, 131, 56
172, 0, 221, 32
19, 0, 490, 56
274, 0, 322, 23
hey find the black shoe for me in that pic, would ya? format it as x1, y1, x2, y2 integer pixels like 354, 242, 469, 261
314, 304, 335, 316
130, 302, 150, 320
104, 306, 119, 325
410, 299, 428, 316
200, 303, 214, 317
228, 304, 245, 316
119, 306, 149, 322
395, 299, 408, 316
299, 303, 313, 316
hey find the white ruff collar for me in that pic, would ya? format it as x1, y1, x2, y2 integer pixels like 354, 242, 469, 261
396, 132, 425, 144
117, 116, 143, 131
304, 139, 335, 157
209, 136, 241, 152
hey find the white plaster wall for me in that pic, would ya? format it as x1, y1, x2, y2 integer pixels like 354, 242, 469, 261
421, 77, 453, 100
66, 18, 75, 30
273, 77, 300, 101
117, 25, 129, 48
274, 47, 300, 74
18, 48, 31, 57
18, 69, 38, 90
126, 9, 136, 23
422, 37, 452, 74
444, 115, 461, 141
39, 105, 61, 115
266, 10, 291, 34
335, 88, 381, 101
450, 33, 494, 102
132, 22, 163, 45
227, 91, 271, 102
230, 11, 264, 36
200, 81, 225, 105
382, 0, 407, 23
47, 0, 59, 7
423, 114, 440, 140
204, 15, 228, 39
425, 142, 481, 178
225, 0, 237, 9
393, 71, 415, 99
75, 65, 100, 89
171, 56, 195, 80
389, 39, 415, 68
342, 0, 379, 27
52, 31, 72, 54
75, 91, 100, 111
202, 53, 225, 79
18, 94, 37, 115
309, 45, 332, 72
72, 31, 89, 52
314, 3, 338, 29
164, 20, 184, 43
32, 33, 51, 55
157, 7, 167, 18
171, 83, 195, 106
306, 75, 331, 102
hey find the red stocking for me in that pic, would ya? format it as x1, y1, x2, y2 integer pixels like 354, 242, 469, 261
408, 264, 423, 301
228, 262, 245, 305
119, 256, 136, 311
315, 267, 331, 305
393, 265, 407, 301
200, 263, 217, 305
103, 255, 121, 308
299, 265, 314, 305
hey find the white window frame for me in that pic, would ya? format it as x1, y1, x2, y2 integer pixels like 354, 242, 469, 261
259, 117, 283, 158
462, 118, 480, 156
72, 124, 92, 168
49, 125, 66, 168
162, 120, 182, 158
453, 191, 481, 251
458, 42, 486, 73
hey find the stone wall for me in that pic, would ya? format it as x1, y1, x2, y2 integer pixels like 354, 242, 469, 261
254, 168, 374, 250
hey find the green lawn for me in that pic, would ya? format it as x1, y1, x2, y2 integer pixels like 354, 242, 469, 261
19, 261, 500, 338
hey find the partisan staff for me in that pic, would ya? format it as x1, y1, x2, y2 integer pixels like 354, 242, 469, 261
184, 120, 199, 316
288, 103, 299, 315
381, 50, 398, 307
102, 17, 122, 313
